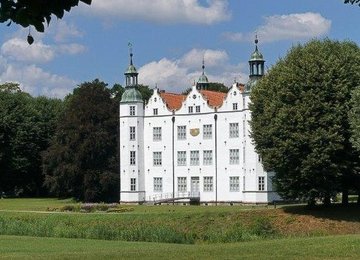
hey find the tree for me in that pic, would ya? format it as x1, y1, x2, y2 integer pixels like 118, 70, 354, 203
250, 39, 360, 205
349, 87, 360, 204
0, 85, 63, 196
345, 0, 360, 6
350, 87, 360, 151
43, 79, 119, 202
0, 0, 91, 32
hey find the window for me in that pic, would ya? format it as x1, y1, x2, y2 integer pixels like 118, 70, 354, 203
153, 177, 162, 192
178, 177, 187, 192
188, 106, 193, 113
258, 155, 261, 162
177, 125, 186, 140
230, 177, 240, 192
243, 97, 246, 109
196, 105, 200, 113
203, 177, 213, 192
130, 178, 136, 191
233, 103, 238, 110
229, 123, 239, 138
130, 151, 136, 165
129, 126, 136, 141
177, 151, 186, 166
153, 127, 162, 141
129, 106, 135, 116
190, 150, 200, 166
153, 152, 162, 166
203, 150, 213, 165
243, 176, 246, 191
203, 124, 212, 139
153, 108, 158, 115
229, 149, 239, 164
258, 176, 265, 191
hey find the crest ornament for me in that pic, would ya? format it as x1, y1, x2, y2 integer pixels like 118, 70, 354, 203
190, 128, 200, 136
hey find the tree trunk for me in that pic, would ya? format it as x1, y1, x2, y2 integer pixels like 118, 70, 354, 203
323, 196, 331, 206
342, 189, 349, 205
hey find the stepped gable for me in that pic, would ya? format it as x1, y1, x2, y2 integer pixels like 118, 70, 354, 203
160, 92, 186, 111
200, 90, 227, 108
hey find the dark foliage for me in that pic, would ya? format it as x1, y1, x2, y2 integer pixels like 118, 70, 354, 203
0, 0, 91, 32
0, 83, 63, 196
43, 79, 119, 202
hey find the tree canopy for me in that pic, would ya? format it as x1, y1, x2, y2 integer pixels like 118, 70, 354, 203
345, 0, 360, 6
43, 79, 119, 202
250, 39, 360, 205
0, 83, 63, 196
0, 0, 91, 32
349, 87, 360, 152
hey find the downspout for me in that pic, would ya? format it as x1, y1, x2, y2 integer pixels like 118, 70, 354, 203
172, 115, 175, 204
214, 113, 218, 205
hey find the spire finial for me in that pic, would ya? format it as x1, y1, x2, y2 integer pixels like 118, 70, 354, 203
254, 33, 259, 51
202, 55, 205, 75
128, 42, 133, 65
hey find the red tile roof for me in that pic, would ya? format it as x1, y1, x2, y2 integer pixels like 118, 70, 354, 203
200, 90, 227, 107
160, 92, 186, 111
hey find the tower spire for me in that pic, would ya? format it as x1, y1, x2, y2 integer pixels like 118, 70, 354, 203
245, 34, 265, 92
128, 42, 133, 65
202, 56, 205, 75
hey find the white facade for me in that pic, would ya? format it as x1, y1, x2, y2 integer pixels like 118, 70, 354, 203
120, 46, 280, 204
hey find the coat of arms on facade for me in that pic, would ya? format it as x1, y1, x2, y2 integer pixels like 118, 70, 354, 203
190, 128, 200, 136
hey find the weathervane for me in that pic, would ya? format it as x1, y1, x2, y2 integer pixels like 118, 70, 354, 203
202, 55, 205, 75
128, 42, 133, 64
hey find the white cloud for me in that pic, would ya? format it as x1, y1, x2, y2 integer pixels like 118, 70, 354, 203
1, 36, 86, 64
1, 38, 55, 63
57, 43, 86, 55
0, 62, 76, 97
138, 48, 247, 92
85, 0, 230, 25
224, 12, 331, 43
52, 20, 84, 43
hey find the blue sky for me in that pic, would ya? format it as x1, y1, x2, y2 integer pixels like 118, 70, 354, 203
0, 0, 359, 98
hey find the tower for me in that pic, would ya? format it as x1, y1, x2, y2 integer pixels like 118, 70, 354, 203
196, 58, 209, 90
246, 35, 265, 92
119, 44, 145, 203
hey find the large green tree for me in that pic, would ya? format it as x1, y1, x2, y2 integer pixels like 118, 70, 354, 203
0, 83, 63, 196
250, 39, 360, 205
43, 79, 119, 202
0, 0, 91, 32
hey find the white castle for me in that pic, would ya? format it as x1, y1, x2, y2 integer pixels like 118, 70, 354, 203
119, 40, 280, 204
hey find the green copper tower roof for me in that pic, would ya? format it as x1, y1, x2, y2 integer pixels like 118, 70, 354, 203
250, 37, 264, 61
120, 87, 143, 103
120, 43, 143, 103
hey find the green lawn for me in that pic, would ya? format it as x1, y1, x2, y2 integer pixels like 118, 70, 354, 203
1, 234, 359, 259
0, 197, 269, 213
0, 198, 75, 211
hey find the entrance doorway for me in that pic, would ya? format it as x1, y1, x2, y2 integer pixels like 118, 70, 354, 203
191, 177, 200, 194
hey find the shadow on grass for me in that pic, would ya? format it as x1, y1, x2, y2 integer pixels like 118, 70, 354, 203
281, 203, 360, 222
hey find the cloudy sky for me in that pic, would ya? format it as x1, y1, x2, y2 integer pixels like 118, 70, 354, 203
0, 0, 358, 98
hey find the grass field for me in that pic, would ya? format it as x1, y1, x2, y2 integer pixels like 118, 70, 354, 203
1, 234, 359, 259
0, 198, 359, 259
0, 198, 359, 244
